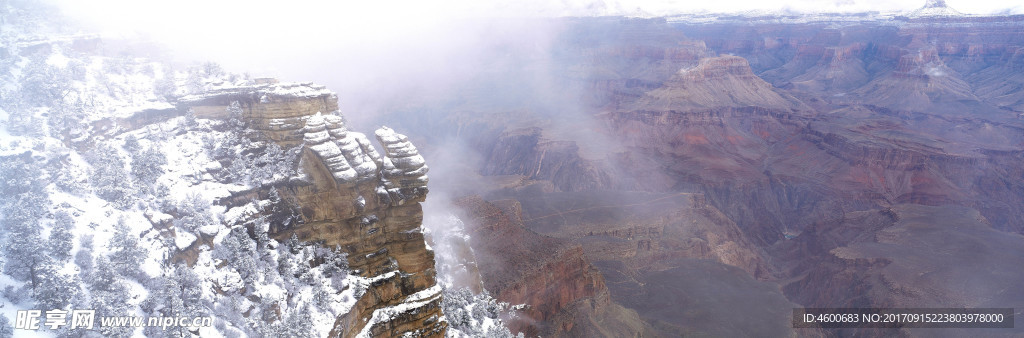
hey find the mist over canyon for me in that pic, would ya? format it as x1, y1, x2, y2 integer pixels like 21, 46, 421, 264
1, 0, 1023, 337
326, 4, 1024, 336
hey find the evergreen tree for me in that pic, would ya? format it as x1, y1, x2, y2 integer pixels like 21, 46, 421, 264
174, 193, 216, 235
131, 145, 167, 189
143, 264, 205, 338
89, 144, 133, 207
281, 303, 316, 338
168, 264, 206, 318
74, 234, 94, 279
0, 154, 51, 288
318, 246, 349, 280
185, 68, 204, 94
90, 256, 133, 337
215, 228, 259, 287
49, 210, 75, 261
90, 256, 123, 293
227, 100, 245, 130
202, 62, 224, 77
0, 152, 47, 199
19, 52, 72, 107
123, 134, 141, 154
2, 199, 50, 289
107, 219, 147, 279
33, 264, 80, 310
183, 108, 198, 130
0, 314, 13, 338
47, 96, 88, 137
53, 156, 88, 194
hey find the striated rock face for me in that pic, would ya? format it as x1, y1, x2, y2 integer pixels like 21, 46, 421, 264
376, 126, 430, 204
851, 47, 976, 112
179, 82, 443, 337
454, 196, 653, 336
631, 55, 805, 111
481, 127, 613, 192
179, 82, 340, 147
678, 14, 1024, 116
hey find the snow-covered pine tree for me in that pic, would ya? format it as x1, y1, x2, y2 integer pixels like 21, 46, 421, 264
1, 197, 51, 289
74, 234, 94, 279
142, 264, 206, 338
214, 227, 260, 289
0, 314, 12, 338
442, 286, 522, 337
0, 153, 52, 288
90, 256, 133, 337
107, 219, 147, 279
281, 303, 316, 338
123, 134, 141, 154
19, 52, 72, 107
47, 96, 88, 138
203, 62, 224, 78
48, 210, 74, 261
183, 108, 198, 130
174, 192, 217, 235
52, 153, 88, 194
131, 145, 167, 192
0, 151, 48, 199
317, 245, 349, 288
33, 263, 80, 310
185, 68, 205, 94
173, 264, 205, 317
88, 144, 133, 208
90, 256, 122, 293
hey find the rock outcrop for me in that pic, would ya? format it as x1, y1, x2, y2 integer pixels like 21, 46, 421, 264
632, 55, 803, 111
180, 81, 340, 147
454, 196, 654, 336
481, 127, 614, 192
179, 82, 443, 337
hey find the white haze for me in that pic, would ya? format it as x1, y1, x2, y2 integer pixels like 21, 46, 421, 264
47, 0, 1023, 129
43, 0, 1023, 300
49, 0, 1023, 77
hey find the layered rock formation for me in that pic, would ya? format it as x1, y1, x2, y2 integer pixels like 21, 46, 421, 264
454, 196, 653, 337
178, 82, 443, 337
481, 127, 614, 192
179, 81, 340, 146
356, 13, 1024, 336
632, 55, 803, 111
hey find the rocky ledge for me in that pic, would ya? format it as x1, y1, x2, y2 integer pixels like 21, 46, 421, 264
179, 81, 443, 337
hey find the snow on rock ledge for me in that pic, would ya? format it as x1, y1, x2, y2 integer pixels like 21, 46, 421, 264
297, 114, 429, 208
179, 81, 339, 147
375, 126, 429, 205
303, 112, 359, 182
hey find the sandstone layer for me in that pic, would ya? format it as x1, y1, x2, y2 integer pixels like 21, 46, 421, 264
178, 82, 444, 337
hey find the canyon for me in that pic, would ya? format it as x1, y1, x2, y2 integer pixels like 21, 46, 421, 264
15, 1, 1021, 336
347, 6, 1024, 337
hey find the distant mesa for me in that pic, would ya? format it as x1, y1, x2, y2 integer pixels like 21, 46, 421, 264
910, 0, 963, 17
